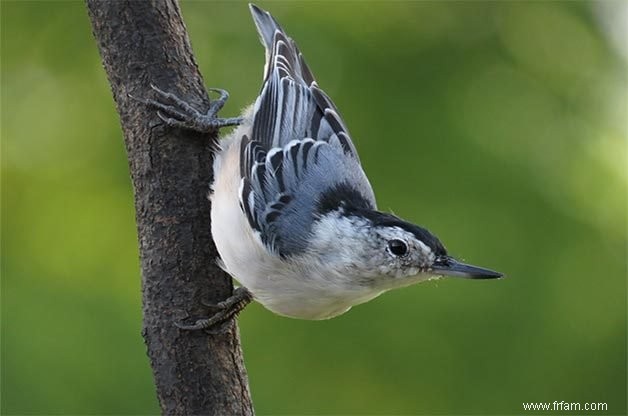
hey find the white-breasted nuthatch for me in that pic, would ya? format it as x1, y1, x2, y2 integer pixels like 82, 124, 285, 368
138, 4, 502, 330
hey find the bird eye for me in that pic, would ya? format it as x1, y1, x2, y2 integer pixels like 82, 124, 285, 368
388, 239, 408, 257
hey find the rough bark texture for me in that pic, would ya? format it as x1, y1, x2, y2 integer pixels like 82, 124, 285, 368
86, 1, 254, 414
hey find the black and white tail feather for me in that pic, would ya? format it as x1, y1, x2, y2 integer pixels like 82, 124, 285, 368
240, 4, 376, 257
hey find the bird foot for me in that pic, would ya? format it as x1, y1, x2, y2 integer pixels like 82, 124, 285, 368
175, 287, 254, 332
130, 84, 243, 132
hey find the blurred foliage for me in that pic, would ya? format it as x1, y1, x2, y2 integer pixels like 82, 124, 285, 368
2, 1, 626, 415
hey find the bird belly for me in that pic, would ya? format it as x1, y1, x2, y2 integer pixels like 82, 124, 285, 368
257, 279, 386, 320
211, 118, 277, 296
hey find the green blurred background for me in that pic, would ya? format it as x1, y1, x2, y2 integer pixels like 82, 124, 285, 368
2, 1, 626, 414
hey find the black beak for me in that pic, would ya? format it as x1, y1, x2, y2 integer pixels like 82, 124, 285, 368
432, 256, 503, 279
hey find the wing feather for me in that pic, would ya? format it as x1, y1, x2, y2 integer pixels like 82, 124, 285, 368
242, 5, 375, 256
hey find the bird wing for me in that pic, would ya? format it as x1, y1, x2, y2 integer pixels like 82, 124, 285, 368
240, 5, 376, 257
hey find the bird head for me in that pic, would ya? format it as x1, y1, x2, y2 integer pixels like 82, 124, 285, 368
309, 208, 502, 289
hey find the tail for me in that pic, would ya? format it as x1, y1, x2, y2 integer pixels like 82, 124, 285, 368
248, 4, 315, 87
246, 4, 352, 154
249, 4, 282, 52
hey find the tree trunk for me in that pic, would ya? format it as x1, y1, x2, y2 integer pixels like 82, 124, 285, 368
86, 1, 254, 414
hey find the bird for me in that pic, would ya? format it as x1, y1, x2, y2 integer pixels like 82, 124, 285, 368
136, 4, 503, 330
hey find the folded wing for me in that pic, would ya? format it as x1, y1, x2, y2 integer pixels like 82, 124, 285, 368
240, 5, 376, 257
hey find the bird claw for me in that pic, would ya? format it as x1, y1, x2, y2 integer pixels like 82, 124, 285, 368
174, 287, 254, 332
129, 84, 243, 133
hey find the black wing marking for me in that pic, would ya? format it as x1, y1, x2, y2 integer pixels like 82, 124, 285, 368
239, 137, 375, 257
242, 6, 374, 256
248, 5, 359, 158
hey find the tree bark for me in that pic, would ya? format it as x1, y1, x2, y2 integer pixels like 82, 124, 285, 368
86, 1, 254, 414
